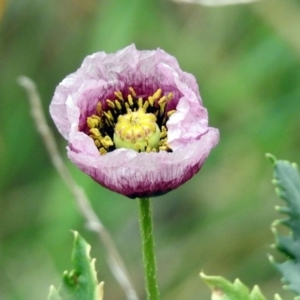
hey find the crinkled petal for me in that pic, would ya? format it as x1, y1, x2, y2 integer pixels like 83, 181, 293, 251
50, 44, 220, 198
50, 45, 202, 139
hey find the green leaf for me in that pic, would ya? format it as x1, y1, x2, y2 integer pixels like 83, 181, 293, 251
47, 231, 104, 300
200, 273, 281, 300
267, 154, 300, 295
47, 286, 63, 300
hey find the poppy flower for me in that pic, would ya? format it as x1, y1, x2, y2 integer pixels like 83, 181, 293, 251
50, 44, 219, 198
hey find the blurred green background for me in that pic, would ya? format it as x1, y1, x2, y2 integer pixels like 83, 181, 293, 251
1, 0, 300, 299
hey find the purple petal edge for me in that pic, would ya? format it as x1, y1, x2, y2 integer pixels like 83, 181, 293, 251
68, 127, 219, 198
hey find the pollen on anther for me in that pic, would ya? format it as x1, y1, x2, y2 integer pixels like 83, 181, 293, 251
153, 89, 162, 100
99, 148, 107, 155
160, 103, 166, 116
106, 99, 115, 109
89, 128, 101, 137
101, 135, 114, 149
86, 87, 175, 155
158, 96, 166, 105
138, 97, 143, 108
129, 87, 136, 97
159, 145, 168, 151
143, 101, 149, 111
160, 131, 167, 139
148, 96, 154, 106
96, 102, 102, 114
114, 91, 124, 101
167, 110, 176, 117
104, 111, 114, 122
115, 100, 122, 111
128, 94, 134, 106
167, 92, 173, 101
87, 115, 100, 128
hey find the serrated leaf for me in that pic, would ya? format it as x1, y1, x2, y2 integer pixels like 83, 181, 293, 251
200, 273, 281, 300
47, 286, 63, 300
48, 231, 104, 300
267, 154, 300, 295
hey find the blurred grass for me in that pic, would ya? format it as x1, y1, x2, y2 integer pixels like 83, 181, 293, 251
1, 0, 300, 299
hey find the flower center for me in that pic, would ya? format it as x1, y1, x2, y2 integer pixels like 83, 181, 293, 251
114, 108, 161, 152
86, 87, 176, 155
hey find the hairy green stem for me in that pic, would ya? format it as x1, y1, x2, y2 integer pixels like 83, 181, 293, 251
138, 198, 159, 300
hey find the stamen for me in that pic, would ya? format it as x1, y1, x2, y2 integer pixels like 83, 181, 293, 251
94, 140, 101, 147
159, 146, 167, 151
159, 139, 167, 146
138, 97, 143, 108
128, 94, 134, 106
114, 91, 124, 101
89, 128, 101, 137
97, 102, 102, 114
143, 101, 149, 111
158, 96, 166, 105
99, 147, 107, 155
115, 100, 122, 111
135, 143, 142, 152
167, 110, 176, 117
160, 103, 166, 117
148, 96, 155, 107
87, 115, 100, 128
167, 92, 173, 101
105, 118, 112, 127
160, 130, 167, 139
101, 135, 114, 149
153, 89, 162, 100
106, 99, 115, 109
129, 87, 136, 97
86, 88, 175, 155
104, 111, 114, 122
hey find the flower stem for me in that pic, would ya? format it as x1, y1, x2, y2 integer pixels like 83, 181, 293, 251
138, 198, 159, 300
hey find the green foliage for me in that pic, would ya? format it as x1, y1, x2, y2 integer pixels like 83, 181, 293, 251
2, 1, 300, 299
48, 232, 103, 300
47, 286, 62, 300
200, 155, 300, 300
267, 154, 300, 295
200, 272, 282, 300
